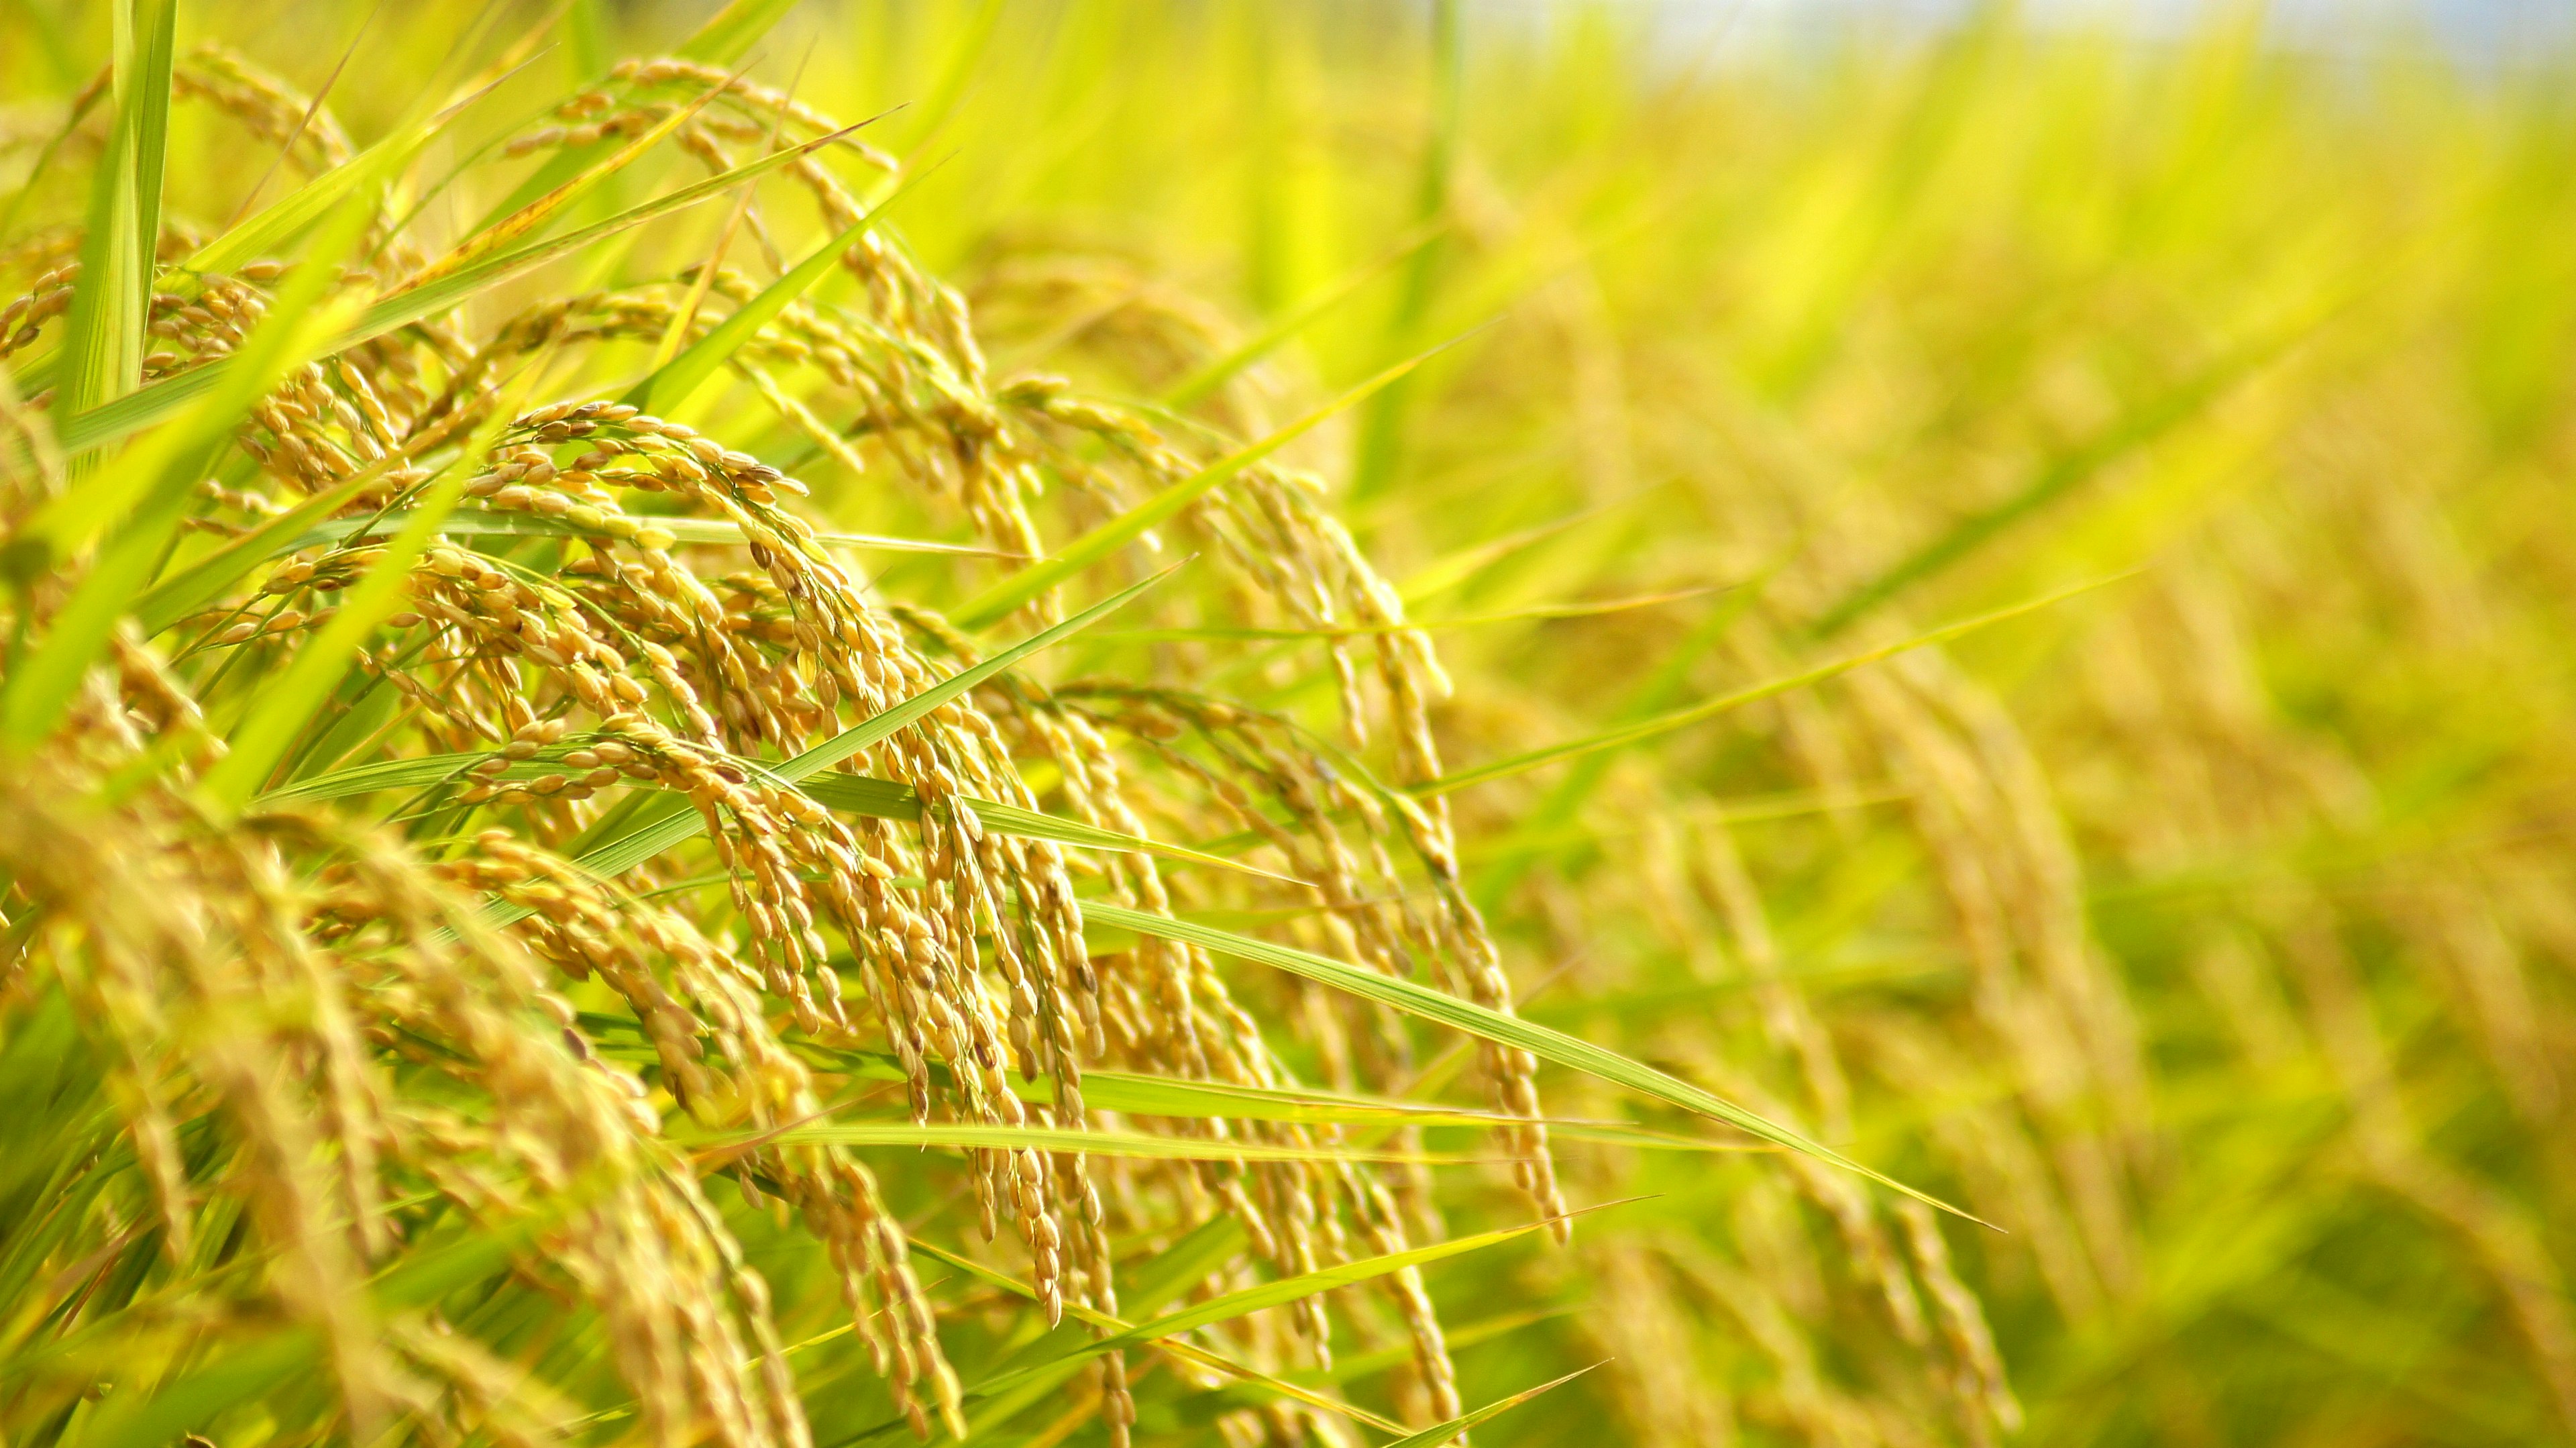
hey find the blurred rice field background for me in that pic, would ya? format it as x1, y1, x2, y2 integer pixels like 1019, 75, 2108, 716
6, 1, 2576, 1445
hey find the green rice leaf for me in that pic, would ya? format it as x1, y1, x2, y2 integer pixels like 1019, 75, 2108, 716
404, 68, 737, 291
625, 162, 930, 415
53, 0, 175, 423
681, 0, 808, 64
800, 772, 1291, 880
961, 1206, 1580, 1402
900, 1237, 1409, 1437
69, 1328, 322, 1448
1090, 587, 1719, 643
950, 342, 1460, 630
753, 1120, 1466, 1166
1373, 1364, 1599, 1448
1214, 1308, 1569, 1403
181, 38, 537, 280
479, 567, 1174, 925
860, 1216, 1242, 1444
1016, 1063, 1756, 1151
1, 166, 393, 751
254, 739, 1282, 880
1417, 576, 2121, 799
1346, 0, 1462, 503
769, 1037, 1753, 1149
1083, 900, 1982, 1224
134, 457, 419, 634
1161, 221, 1446, 409
285, 509, 1017, 557
201, 434, 491, 816
55, 123, 868, 459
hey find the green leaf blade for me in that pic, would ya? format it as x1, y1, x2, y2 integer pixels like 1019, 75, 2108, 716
1083, 900, 1984, 1225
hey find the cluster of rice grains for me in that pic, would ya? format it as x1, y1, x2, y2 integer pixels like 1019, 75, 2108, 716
962, 238, 2039, 1447
0, 50, 1572, 1448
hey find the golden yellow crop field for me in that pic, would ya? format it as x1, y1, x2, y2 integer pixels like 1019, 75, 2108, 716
4, 2, 2573, 1445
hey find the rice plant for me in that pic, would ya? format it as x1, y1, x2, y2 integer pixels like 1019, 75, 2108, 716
4, 2, 2573, 1447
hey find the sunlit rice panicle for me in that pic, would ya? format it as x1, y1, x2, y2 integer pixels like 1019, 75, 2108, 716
12, 6, 2575, 1447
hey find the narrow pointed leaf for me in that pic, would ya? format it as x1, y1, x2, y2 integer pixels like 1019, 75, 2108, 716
952, 340, 1468, 629
1375, 1364, 1600, 1448
70, 1329, 322, 1448
851, 1217, 1241, 1444
477, 568, 1173, 926
1084, 900, 1984, 1223
199, 441, 487, 815
757, 1121, 1465, 1166
56, 124, 866, 458
973, 1206, 1566, 1401
182, 39, 539, 280
682, 0, 808, 64
900, 1238, 1409, 1437
1162, 221, 1446, 409
252, 741, 1271, 878
135, 456, 415, 633
757, 1039, 1754, 1150
626, 162, 927, 415
963, 1208, 1580, 1402
1419, 577, 2121, 798
54, 0, 176, 421
283, 509, 1020, 557
1093, 587, 1721, 643
402, 71, 736, 291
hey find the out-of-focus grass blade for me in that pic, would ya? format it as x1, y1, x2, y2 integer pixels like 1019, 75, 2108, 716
402, 66, 738, 291
1230, 1308, 1570, 1400
901, 1237, 1410, 1437
1085, 900, 1983, 1224
54, 0, 176, 422
0, 83, 104, 243
1421, 576, 2121, 799
199, 434, 494, 816
1, 167, 391, 751
1472, 552, 1784, 908
1396, 495, 1643, 606
1348, 0, 1462, 503
1161, 221, 1447, 410
182, 32, 542, 279
255, 737, 1283, 880
767, 1037, 1750, 1149
844, 1215, 1242, 1444
952, 341, 1466, 630
749, 1120, 1463, 1166
134, 457, 415, 633
823, 1041, 1744, 1149
625, 158, 928, 415
681, 0, 806, 64
964, 1206, 1586, 1400
56, 123, 865, 459
797, 772, 1294, 881
468, 0, 802, 226
1375, 1364, 1600, 1448
478, 568, 1173, 926
285, 510, 1020, 557
1807, 336, 2295, 638
906, 0, 1004, 149
1091, 586, 1721, 643
70, 1329, 322, 1448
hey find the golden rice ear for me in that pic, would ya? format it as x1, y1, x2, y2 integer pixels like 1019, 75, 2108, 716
43, 5, 2576, 1445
